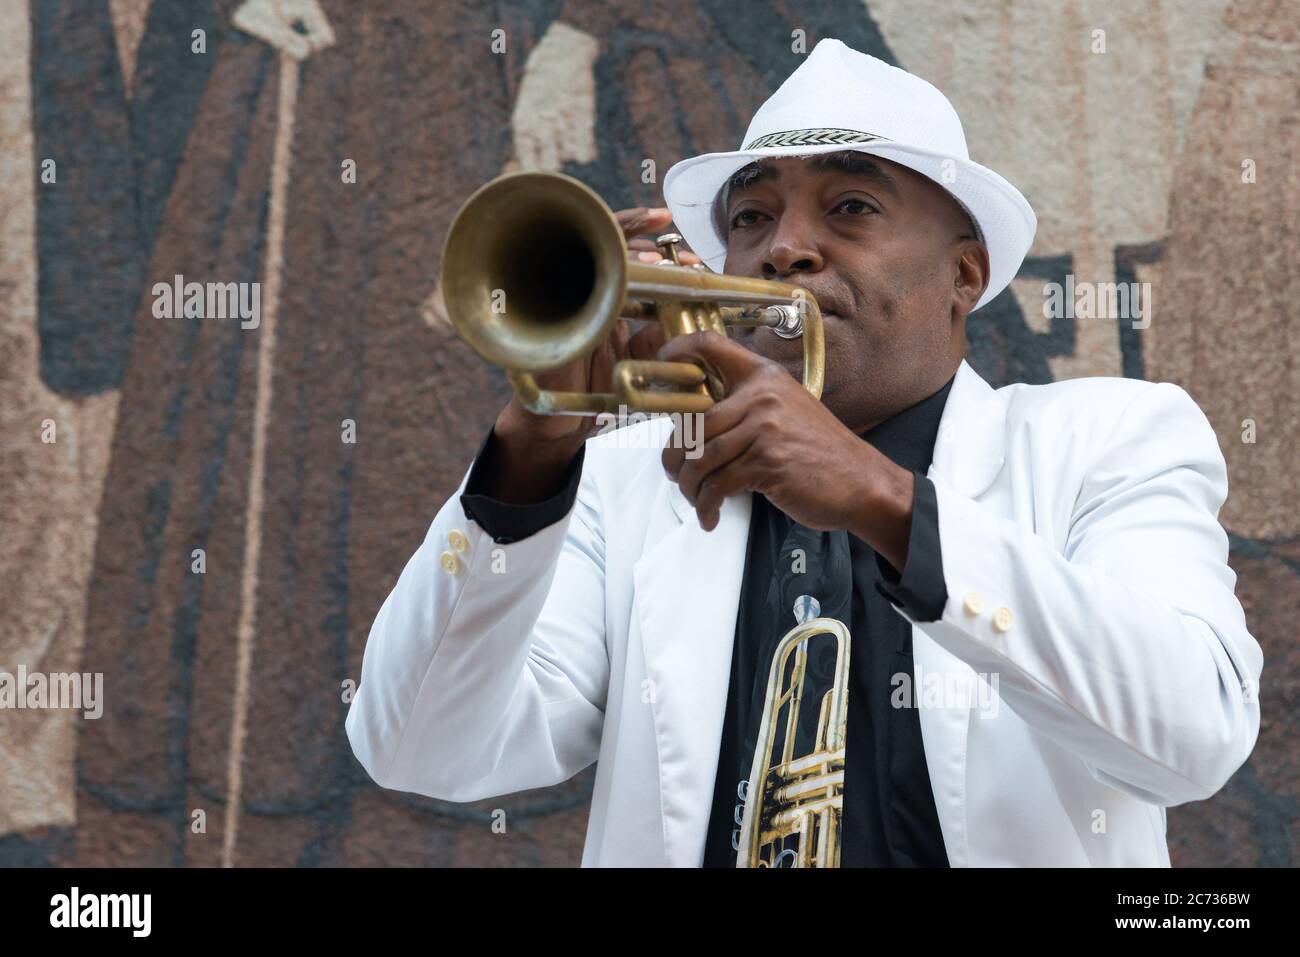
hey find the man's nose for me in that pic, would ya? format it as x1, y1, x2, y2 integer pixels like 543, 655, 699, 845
762, 213, 824, 277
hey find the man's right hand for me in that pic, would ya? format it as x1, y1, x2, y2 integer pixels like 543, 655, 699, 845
482, 207, 702, 504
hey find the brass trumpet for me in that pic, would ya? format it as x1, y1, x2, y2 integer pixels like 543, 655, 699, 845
737, 599, 850, 868
439, 170, 824, 415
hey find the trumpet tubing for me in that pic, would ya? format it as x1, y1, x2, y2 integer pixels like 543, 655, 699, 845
738, 615, 851, 868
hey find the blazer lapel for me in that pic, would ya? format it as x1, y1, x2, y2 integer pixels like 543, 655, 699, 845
633, 477, 751, 867
913, 358, 1008, 867
931, 358, 1005, 500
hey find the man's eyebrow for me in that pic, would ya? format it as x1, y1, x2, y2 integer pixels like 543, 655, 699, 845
725, 160, 778, 197
808, 151, 900, 197
722, 152, 900, 210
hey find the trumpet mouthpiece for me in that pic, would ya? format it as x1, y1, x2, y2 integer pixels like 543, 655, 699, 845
766, 305, 805, 339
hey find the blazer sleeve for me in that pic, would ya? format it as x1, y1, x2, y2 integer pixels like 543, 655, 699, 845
345, 445, 608, 803
897, 381, 1262, 807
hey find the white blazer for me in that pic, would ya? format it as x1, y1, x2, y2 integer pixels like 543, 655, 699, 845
345, 359, 1262, 866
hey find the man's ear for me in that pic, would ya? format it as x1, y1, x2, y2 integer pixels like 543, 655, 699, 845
952, 240, 990, 318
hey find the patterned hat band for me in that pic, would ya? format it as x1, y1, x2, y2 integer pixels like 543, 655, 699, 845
726, 126, 986, 246
742, 128, 887, 150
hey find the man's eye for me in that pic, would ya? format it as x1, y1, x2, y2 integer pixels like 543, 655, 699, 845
730, 209, 762, 229
834, 198, 875, 216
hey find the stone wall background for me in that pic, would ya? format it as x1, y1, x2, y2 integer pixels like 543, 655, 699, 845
0, 0, 1294, 866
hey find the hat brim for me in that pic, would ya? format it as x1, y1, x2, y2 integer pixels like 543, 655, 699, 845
662, 141, 1036, 312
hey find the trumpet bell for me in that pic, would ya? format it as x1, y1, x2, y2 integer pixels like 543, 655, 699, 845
440, 171, 629, 373
440, 169, 823, 415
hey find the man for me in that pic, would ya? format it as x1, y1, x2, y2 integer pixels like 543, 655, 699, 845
345, 39, 1262, 866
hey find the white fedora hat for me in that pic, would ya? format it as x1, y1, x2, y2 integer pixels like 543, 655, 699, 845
663, 38, 1036, 312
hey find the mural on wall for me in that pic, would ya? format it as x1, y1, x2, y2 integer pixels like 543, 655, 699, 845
0, 0, 1294, 867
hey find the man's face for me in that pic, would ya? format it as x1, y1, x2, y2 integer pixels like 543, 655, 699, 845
720, 151, 988, 432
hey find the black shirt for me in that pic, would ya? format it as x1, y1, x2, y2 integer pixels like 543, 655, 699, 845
460, 375, 956, 867
702, 374, 954, 866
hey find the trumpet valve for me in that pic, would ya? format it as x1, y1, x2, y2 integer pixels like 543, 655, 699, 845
654, 232, 683, 265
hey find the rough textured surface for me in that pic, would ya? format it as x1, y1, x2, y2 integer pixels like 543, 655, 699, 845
0, 0, 1294, 867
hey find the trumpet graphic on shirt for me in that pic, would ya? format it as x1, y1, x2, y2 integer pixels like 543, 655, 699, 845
737, 595, 850, 868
